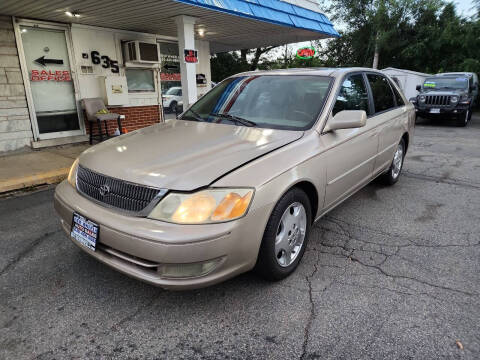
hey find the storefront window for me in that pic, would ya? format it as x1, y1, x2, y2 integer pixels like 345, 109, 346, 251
125, 69, 155, 92
159, 42, 181, 94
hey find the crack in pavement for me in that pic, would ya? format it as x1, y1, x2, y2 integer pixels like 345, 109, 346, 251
336, 281, 474, 306
300, 240, 353, 360
312, 216, 479, 298
347, 253, 477, 297
321, 216, 478, 249
0, 229, 61, 277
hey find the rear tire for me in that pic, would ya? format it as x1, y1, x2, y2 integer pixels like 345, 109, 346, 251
380, 138, 405, 186
255, 188, 312, 281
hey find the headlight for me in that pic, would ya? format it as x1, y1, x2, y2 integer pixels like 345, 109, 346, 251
419, 95, 426, 103
67, 158, 79, 187
148, 188, 254, 224
450, 96, 459, 103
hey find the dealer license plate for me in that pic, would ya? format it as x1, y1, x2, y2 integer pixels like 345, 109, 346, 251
71, 212, 99, 251
430, 108, 441, 114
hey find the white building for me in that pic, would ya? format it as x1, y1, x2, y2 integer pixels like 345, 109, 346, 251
0, 0, 339, 152
382, 67, 431, 100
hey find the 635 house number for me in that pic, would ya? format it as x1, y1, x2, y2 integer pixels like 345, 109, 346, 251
91, 51, 119, 73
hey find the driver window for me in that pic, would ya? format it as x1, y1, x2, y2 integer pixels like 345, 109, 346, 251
332, 74, 369, 116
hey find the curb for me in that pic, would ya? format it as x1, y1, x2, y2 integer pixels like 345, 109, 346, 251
0, 167, 70, 193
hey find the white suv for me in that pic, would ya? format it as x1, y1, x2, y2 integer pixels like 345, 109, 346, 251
162, 87, 183, 113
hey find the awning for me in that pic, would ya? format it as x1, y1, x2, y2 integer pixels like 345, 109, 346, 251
0, 0, 339, 53
174, 0, 339, 38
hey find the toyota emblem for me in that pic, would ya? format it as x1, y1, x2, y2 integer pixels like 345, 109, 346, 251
99, 184, 110, 197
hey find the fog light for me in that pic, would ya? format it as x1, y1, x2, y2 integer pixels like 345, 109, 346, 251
158, 257, 224, 279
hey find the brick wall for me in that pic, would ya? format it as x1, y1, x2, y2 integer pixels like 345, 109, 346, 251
84, 105, 161, 136
0, 15, 33, 153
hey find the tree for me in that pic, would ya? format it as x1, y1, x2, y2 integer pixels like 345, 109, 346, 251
326, 0, 444, 69
211, 0, 480, 83
210, 46, 279, 82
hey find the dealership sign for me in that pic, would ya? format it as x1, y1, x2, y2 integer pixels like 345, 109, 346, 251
30, 70, 71, 82
296, 46, 316, 59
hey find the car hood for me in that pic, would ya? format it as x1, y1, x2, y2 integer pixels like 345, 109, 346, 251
79, 120, 303, 191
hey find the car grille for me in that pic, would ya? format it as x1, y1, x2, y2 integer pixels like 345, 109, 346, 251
425, 95, 451, 106
76, 165, 163, 213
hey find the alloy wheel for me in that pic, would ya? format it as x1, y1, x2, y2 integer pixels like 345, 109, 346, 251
392, 142, 404, 179
275, 202, 307, 267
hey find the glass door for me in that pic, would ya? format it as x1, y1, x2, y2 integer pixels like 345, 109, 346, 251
20, 25, 83, 139
159, 42, 181, 119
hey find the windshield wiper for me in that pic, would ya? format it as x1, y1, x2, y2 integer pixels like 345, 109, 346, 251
209, 113, 257, 127
183, 109, 205, 122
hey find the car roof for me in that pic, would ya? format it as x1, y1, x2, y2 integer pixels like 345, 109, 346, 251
231, 67, 387, 79
437, 72, 473, 78
428, 74, 469, 79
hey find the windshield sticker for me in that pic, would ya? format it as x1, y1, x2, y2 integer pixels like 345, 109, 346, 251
424, 82, 436, 88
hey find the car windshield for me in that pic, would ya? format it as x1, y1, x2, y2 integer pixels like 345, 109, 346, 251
166, 87, 180, 95
423, 77, 469, 90
180, 75, 332, 130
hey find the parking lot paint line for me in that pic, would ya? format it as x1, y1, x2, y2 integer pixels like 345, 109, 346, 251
0, 167, 70, 193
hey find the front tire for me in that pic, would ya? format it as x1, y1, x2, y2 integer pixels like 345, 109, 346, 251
169, 101, 178, 114
255, 188, 312, 281
380, 138, 405, 185
456, 109, 470, 127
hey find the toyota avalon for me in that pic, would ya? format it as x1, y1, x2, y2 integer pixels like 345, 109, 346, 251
54, 68, 415, 290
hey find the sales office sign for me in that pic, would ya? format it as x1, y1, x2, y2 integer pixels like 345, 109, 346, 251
31, 70, 71, 82
30, 56, 71, 82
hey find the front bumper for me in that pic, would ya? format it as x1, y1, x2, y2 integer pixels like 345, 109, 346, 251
415, 104, 470, 118
54, 181, 269, 290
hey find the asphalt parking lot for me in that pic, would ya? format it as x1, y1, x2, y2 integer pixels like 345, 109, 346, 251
1, 113, 479, 359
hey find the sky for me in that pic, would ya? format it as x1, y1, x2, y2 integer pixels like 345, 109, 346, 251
455, 0, 477, 16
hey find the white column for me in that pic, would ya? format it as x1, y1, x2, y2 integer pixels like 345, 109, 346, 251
174, 15, 197, 109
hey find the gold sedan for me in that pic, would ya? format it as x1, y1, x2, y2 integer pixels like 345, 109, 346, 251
54, 68, 415, 289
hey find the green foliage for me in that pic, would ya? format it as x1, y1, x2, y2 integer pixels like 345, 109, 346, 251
210, 0, 480, 82
210, 52, 249, 82
322, 0, 480, 75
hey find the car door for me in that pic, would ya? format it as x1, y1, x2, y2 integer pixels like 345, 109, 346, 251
365, 73, 407, 175
322, 72, 379, 209
177, 88, 183, 106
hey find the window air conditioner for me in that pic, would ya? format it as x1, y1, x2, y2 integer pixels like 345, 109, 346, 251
124, 41, 159, 64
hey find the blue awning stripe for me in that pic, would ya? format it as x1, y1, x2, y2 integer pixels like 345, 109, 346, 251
174, 0, 339, 37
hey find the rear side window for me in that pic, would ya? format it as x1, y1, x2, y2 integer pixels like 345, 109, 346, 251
367, 74, 395, 113
390, 81, 405, 106
332, 74, 369, 116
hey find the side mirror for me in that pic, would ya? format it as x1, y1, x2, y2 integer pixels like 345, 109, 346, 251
323, 110, 367, 133
470, 85, 476, 93
416, 85, 422, 91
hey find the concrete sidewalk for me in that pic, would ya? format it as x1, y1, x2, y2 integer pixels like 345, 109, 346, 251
0, 143, 89, 193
